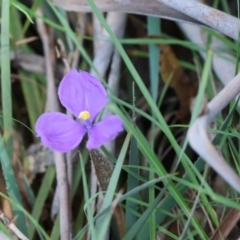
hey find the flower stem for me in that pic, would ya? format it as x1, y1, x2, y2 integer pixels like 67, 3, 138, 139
55, 152, 71, 240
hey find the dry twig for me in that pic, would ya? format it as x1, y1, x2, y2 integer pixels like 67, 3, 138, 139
0, 209, 28, 240
52, 0, 202, 25
210, 199, 240, 240
157, 0, 239, 40
36, 8, 71, 240
188, 71, 240, 193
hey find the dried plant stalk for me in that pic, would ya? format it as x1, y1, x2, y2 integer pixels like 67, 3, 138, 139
157, 0, 239, 40
36, 8, 71, 240
52, 0, 201, 25
211, 199, 240, 240
0, 208, 28, 240
188, 71, 240, 193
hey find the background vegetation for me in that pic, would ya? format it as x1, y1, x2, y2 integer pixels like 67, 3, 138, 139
0, 0, 240, 239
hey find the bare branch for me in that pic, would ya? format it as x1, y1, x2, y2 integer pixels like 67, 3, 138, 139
0, 209, 28, 240
52, 0, 202, 25
157, 0, 239, 40
188, 71, 240, 193
36, 8, 71, 240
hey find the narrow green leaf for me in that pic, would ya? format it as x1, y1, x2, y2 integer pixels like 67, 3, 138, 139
147, 16, 160, 239
1, 1, 28, 235
96, 133, 132, 240
73, 177, 170, 239
11, 1, 33, 23
80, 153, 96, 240
125, 135, 138, 231
1, 0, 12, 144
0, 192, 50, 240
28, 166, 56, 239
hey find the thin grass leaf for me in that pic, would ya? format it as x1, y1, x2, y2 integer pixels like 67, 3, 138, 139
11, 1, 33, 23
10, 6, 44, 128
102, 146, 157, 185
148, 17, 160, 103
124, 184, 168, 240
73, 200, 85, 237
125, 134, 138, 232
73, 176, 171, 239
20, 72, 44, 129
136, 100, 239, 239
50, 216, 60, 240
1, 0, 28, 235
0, 192, 50, 240
28, 166, 56, 239
17, 159, 35, 206
96, 132, 131, 240
80, 153, 96, 240
1, 0, 12, 151
120, 38, 206, 52
190, 50, 213, 122
11, 1, 65, 32
147, 16, 160, 239
0, 224, 14, 240
109, 104, 207, 239
21, 0, 43, 37
180, 166, 208, 239
125, 83, 139, 232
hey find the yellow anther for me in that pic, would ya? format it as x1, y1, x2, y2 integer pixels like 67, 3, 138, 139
78, 110, 90, 120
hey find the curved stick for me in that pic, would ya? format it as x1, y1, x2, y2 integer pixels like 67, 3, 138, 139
157, 0, 239, 40
188, 72, 240, 193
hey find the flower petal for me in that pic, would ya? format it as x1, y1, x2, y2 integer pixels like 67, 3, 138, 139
35, 112, 87, 152
86, 115, 124, 150
58, 69, 108, 121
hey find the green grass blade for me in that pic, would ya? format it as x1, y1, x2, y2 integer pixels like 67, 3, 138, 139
109, 104, 207, 239
123, 192, 163, 240
139, 102, 237, 239
148, 16, 160, 103
10, 5, 45, 129
80, 153, 96, 240
11, 2, 33, 23
0, 220, 14, 240
28, 166, 56, 239
147, 16, 160, 239
125, 84, 139, 232
73, 177, 170, 239
1, 1, 28, 235
147, 17, 160, 102
1, 0, 11, 135
125, 134, 139, 231
96, 133, 131, 240
190, 50, 213, 122
50, 216, 60, 240
18, 158, 35, 206
0, 133, 28, 235
19, 72, 44, 128
0, 192, 50, 240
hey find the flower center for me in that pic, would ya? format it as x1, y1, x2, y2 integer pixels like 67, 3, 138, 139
78, 110, 90, 120
78, 110, 92, 130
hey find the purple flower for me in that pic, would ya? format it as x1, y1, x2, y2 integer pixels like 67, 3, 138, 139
35, 69, 124, 152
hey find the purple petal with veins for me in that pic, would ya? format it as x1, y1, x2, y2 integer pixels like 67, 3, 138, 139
87, 115, 124, 149
58, 69, 108, 121
35, 112, 87, 152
